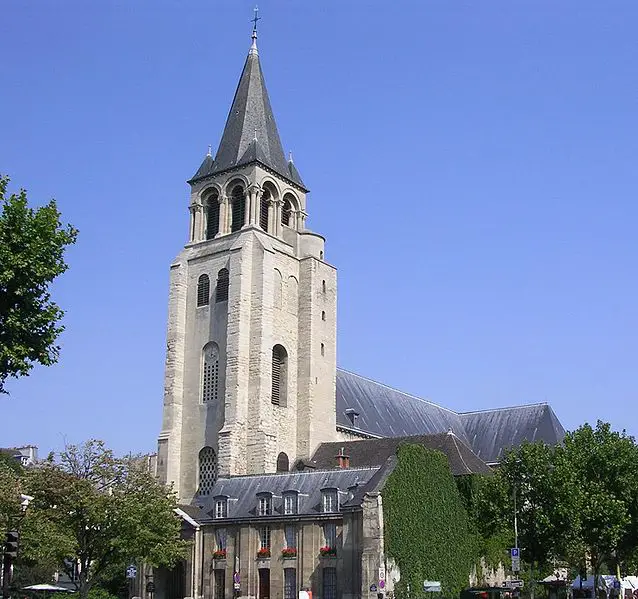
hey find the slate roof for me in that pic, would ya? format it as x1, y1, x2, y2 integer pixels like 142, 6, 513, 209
335, 369, 565, 466
193, 39, 305, 190
459, 404, 565, 464
195, 468, 379, 523
311, 433, 493, 476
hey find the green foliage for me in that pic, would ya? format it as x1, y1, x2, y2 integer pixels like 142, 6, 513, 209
0, 456, 22, 530
383, 444, 476, 597
0, 174, 78, 393
19, 440, 188, 599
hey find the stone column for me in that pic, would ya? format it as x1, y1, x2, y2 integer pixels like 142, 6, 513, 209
273, 199, 283, 237
242, 189, 250, 228
248, 185, 261, 226
189, 204, 202, 242
267, 198, 275, 234
299, 210, 308, 231
220, 195, 230, 235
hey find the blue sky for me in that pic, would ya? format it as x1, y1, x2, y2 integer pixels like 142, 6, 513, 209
1, 1, 637, 456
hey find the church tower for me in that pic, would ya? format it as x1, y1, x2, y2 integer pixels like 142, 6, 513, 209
157, 25, 337, 502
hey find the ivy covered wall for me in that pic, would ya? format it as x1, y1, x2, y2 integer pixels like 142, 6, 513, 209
383, 444, 477, 597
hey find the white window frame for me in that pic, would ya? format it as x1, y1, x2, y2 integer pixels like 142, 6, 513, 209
259, 525, 271, 549
283, 493, 298, 515
214, 498, 227, 519
258, 495, 272, 516
322, 489, 338, 513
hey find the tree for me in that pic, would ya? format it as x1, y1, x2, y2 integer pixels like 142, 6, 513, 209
558, 422, 638, 579
0, 175, 78, 393
20, 440, 188, 599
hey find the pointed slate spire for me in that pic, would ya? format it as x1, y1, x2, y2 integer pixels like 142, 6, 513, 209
205, 23, 307, 190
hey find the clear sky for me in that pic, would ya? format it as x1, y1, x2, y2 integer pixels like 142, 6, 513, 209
1, 1, 637, 456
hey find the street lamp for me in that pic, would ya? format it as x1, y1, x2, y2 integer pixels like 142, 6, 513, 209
2, 494, 33, 599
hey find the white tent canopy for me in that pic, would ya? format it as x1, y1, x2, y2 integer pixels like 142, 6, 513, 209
22, 584, 75, 593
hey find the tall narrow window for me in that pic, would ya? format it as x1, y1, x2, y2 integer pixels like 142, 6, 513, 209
277, 452, 290, 473
322, 568, 337, 599
281, 197, 292, 226
198, 447, 217, 496
216, 268, 229, 302
197, 274, 210, 307
283, 492, 298, 515
202, 343, 219, 403
260, 189, 270, 232
285, 524, 297, 549
284, 569, 296, 599
321, 343, 325, 357
230, 186, 245, 232
258, 495, 272, 516
207, 193, 220, 239
271, 345, 288, 406
214, 570, 225, 599
215, 528, 227, 550
323, 522, 337, 548
259, 526, 271, 549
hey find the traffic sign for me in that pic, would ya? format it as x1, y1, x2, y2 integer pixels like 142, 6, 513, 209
505, 580, 524, 589
614, 581, 621, 590
126, 565, 137, 579
510, 548, 519, 558
370, 584, 378, 592
379, 581, 385, 590
379, 566, 386, 580
511, 556, 520, 572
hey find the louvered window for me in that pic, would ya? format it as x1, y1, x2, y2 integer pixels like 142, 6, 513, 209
231, 186, 245, 232
260, 190, 270, 231
198, 447, 217, 496
322, 568, 337, 599
216, 268, 229, 302
271, 345, 287, 406
281, 198, 292, 226
197, 274, 210, 307
202, 343, 219, 403
207, 196, 220, 240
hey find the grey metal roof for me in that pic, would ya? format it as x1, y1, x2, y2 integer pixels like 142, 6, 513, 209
459, 404, 565, 464
335, 369, 469, 443
311, 433, 492, 476
202, 45, 306, 190
335, 369, 565, 465
196, 467, 378, 522
190, 154, 215, 182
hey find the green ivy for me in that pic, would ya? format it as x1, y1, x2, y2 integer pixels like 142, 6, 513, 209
383, 444, 477, 598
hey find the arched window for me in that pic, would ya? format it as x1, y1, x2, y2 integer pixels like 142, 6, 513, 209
216, 268, 229, 302
230, 186, 245, 233
202, 343, 219, 403
206, 193, 220, 240
277, 452, 290, 473
198, 447, 217, 496
281, 197, 293, 227
260, 189, 270, 232
197, 274, 210, 307
271, 344, 288, 407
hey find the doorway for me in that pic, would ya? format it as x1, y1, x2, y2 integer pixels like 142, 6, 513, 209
258, 568, 270, 599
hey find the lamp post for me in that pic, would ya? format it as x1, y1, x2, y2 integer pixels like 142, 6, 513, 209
2, 494, 33, 599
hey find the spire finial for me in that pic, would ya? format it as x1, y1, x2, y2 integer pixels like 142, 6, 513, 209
249, 6, 260, 55
207, 144, 212, 157
288, 151, 294, 163
254, 128, 258, 141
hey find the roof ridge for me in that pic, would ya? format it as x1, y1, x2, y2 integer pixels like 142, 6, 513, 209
459, 402, 549, 415
337, 367, 459, 416
448, 432, 472, 474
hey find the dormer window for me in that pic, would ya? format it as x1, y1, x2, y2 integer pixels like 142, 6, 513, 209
283, 492, 298, 515
258, 494, 272, 516
322, 489, 338, 513
214, 497, 228, 519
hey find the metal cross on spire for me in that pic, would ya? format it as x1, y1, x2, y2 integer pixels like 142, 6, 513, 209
249, 6, 260, 54
251, 6, 260, 36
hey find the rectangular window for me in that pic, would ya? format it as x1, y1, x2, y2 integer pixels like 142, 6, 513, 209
283, 493, 297, 515
215, 528, 227, 551
215, 499, 227, 519
284, 568, 297, 599
322, 567, 337, 599
323, 522, 336, 548
259, 526, 271, 549
258, 496, 272, 516
214, 569, 225, 599
285, 524, 297, 549
322, 489, 338, 513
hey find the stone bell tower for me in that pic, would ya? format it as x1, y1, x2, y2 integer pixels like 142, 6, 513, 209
157, 25, 337, 502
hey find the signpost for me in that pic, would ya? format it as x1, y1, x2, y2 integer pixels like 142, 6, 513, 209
423, 581, 442, 593
126, 565, 137, 579
510, 548, 520, 573
504, 580, 524, 589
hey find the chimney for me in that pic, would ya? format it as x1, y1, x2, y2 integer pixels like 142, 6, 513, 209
336, 447, 350, 469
